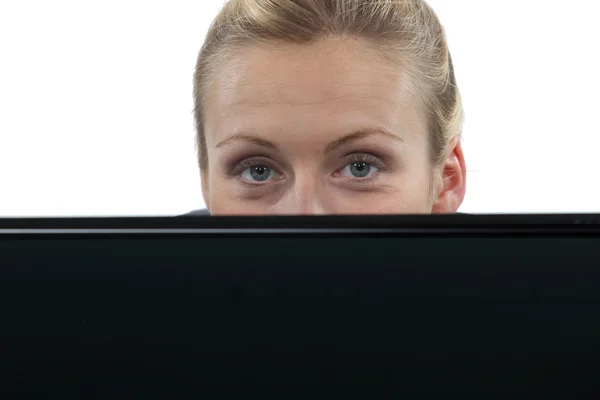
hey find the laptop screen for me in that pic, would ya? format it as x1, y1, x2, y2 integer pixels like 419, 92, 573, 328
1, 214, 599, 393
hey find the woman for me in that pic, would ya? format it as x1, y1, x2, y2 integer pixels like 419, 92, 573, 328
188, 0, 466, 216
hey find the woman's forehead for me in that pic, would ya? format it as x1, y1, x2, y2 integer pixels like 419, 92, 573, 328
204, 38, 426, 145
211, 38, 411, 105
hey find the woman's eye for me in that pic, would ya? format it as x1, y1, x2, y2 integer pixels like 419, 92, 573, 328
340, 162, 379, 179
240, 165, 277, 182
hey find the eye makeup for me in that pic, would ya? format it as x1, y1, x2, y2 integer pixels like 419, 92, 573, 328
336, 152, 386, 172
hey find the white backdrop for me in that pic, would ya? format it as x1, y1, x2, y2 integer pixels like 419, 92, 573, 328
1, 0, 598, 216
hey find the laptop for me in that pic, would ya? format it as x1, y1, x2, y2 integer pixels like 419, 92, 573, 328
1, 214, 599, 394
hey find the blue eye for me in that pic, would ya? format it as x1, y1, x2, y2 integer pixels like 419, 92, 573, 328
240, 165, 276, 182
340, 162, 379, 178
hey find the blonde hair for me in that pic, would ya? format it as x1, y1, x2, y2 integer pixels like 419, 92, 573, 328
193, 0, 464, 171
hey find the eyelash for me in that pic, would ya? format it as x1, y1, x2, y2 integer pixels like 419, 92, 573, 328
230, 157, 277, 175
339, 153, 384, 170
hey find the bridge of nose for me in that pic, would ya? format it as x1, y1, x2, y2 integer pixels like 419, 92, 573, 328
276, 170, 329, 215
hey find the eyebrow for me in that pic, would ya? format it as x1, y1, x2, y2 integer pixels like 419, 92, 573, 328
324, 128, 403, 153
214, 127, 403, 152
215, 134, 280, 151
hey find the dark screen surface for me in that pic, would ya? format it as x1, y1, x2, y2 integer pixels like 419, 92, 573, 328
1, 214, 599, 394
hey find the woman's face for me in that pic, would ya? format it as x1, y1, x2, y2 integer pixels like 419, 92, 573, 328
202, 37, 465, 215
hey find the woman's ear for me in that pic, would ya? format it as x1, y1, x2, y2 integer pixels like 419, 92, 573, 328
431, 136, 467, 214
201, 169, 210, 211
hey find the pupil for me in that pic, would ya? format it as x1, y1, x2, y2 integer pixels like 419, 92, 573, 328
250, 166, 270, 181
350, 162, 370, 178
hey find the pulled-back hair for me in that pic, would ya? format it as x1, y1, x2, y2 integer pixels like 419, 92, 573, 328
194, 0, 464, 171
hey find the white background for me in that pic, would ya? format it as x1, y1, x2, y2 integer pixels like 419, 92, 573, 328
0, 0, 598, 216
